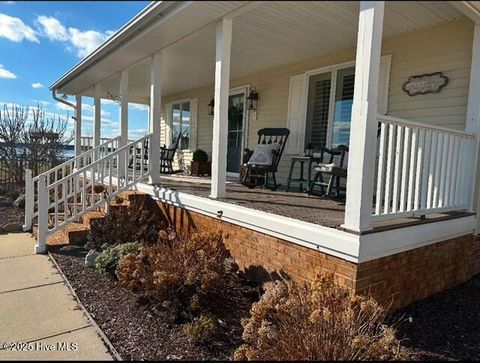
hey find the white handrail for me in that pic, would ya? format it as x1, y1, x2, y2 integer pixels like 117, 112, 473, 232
33, 133, 152, 253
33, 136, 121, 182
377, 114, 475, 138
373, 116, 474, 222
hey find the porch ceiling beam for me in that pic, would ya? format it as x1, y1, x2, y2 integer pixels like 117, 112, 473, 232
74, 94, 82, 158
449, 1, 480, 23
93, 83, 102, 161
118, 68, 129, 178
342, 1, 385, 233
210, 18, 232, 199
149, 53, 162, 185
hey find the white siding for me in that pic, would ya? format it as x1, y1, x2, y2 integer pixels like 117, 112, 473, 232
159, 19, 474, 184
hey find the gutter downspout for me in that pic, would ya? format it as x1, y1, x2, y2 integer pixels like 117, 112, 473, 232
52, 89, 76, 110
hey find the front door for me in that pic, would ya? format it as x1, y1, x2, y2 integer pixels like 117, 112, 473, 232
226, 90, 247, 175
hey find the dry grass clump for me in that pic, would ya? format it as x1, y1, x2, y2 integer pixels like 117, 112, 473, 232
183, 313, 220, 344
86, 197, 167, 250
234, 272, 408, 361
116, 231, 241, 317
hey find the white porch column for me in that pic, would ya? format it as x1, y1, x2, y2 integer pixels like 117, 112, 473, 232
466, 24, 480, 221
93, 83, 102, 160
342, 1, 385, 233
210, 18, 232, 199
74, 94, 82, 157
149, 53, 161, 184
118, 69, 129, 177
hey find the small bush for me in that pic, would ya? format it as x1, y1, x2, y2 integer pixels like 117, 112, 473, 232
192, 149, 208, 163
95, 242, 139, 277
86, 196, 168, 250
116, 231, 240, 317
234, 272, 408, 361
183, 313, 219, 344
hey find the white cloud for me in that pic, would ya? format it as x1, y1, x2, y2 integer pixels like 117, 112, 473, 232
36, 15, 68, 41
35, 15, 113, 58
31, 82, 43, 89
68, 27, 113, 57
129, 103, 149, 112
31, 99, 50, 107
3, 2, 16, 5
0, 13, 38, 42
0, 64, 15, 79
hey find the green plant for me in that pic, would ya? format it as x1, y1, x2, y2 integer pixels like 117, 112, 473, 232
234, 271, 408, 361
86, 196, 168, 250
183, 313, 219, 344
95, 242, 139, 277
192, 149, 208, 163
116, 231, 240, 317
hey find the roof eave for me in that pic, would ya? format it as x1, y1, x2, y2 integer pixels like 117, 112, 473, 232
49, 1, 176, 92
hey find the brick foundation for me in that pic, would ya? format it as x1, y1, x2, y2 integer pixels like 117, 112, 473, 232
157, 201, 480, 311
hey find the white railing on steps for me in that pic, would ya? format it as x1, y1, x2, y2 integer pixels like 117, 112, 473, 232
23, 136, 121, 232
373, 115, 475, 221
25, 134, 152, 253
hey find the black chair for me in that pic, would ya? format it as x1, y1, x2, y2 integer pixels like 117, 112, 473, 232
129, 139, 149, 170
160, 131, 183, 174
308, 145, 349, 198
241, 128, 290, 190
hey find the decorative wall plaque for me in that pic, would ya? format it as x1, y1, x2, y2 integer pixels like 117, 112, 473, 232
402, 72, 449, 96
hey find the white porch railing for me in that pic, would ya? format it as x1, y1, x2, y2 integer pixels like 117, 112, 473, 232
25, 134, 151, 253
80, 136, 113, 150
373, 115, 475, 221
24, 136, 121, 231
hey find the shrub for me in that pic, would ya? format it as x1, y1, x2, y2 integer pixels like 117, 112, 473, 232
86, 196, 168, 250
116, 231, 240, 317
183, 313, 219, 344
95, 242, 139, 277
192, 149, 208, 163
234, 272, 408, 361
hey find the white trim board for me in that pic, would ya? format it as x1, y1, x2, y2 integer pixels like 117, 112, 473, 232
128, 180, 476, 264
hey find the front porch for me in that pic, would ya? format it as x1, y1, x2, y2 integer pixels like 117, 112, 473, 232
153, 173, 472, 232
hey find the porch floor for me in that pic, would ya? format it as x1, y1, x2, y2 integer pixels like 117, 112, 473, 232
154, 174, 472, 233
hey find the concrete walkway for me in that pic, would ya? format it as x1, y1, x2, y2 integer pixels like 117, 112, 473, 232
0, 233, 113, 360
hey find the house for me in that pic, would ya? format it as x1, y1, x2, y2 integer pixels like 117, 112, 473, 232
24, 1, 480, 310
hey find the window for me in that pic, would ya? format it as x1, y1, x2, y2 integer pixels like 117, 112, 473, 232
171, 101, 190, 150
305, 66, 355, 149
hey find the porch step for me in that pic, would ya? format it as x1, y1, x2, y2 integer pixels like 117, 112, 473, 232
33, 190, 150, 250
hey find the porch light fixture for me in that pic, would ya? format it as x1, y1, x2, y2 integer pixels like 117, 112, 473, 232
246, 87, 259, 111
208, 98, 214, 116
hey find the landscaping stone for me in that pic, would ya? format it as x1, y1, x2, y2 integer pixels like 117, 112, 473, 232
85, 249, 99, 268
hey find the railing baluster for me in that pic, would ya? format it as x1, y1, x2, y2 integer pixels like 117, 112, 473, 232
384, 123, 395, 214
392, 124, 404, 213
420, 130, 432, 211
413, 128, 425, 213
407, 128, 418, 212
399, 127, 411, 213
426, 131, 437, 209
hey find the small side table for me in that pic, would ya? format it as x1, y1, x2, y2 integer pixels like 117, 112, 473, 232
286, 156, 321, 192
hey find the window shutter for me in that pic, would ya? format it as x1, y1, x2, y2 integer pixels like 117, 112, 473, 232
378, 55, 392, 115
189, 98, 198, 151
286, 73, 307, 154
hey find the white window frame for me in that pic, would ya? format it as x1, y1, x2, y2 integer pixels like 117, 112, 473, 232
227, 85, 250, 177
165, 97, 198, 152
301, 55, 391, 151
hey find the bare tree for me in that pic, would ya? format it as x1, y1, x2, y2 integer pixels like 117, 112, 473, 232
0, 103, 73, 197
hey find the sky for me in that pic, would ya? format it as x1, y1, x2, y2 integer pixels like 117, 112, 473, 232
0, 0, 150, 141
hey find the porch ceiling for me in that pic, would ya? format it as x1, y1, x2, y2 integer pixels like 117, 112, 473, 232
58, 1, 464, 103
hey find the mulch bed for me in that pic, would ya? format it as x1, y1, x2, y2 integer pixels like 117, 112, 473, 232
51, 246, 259, 361
51, 245, 480, 361
392, 274, 480, 361
0, 202, 24, 228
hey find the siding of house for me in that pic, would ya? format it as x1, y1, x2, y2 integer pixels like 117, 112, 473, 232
159, 19, 474, 183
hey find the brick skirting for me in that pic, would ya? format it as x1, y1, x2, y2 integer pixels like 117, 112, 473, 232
157, 201, 480, 311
